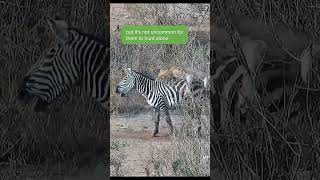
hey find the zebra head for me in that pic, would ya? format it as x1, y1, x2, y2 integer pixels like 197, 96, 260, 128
17, 18, 81, 112
116, 68, 136, 97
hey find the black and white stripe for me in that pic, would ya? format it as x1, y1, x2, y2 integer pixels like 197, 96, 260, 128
116, 68, 206, 136
17, 18, 109, 112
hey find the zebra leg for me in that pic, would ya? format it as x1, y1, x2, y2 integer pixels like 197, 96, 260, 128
153, 108, 160, 137
164, 109, 174, 135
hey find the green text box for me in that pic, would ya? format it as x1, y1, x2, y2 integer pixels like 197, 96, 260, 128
120, 25, 188, 44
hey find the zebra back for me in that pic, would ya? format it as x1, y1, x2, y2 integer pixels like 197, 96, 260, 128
117, 68, 207, 110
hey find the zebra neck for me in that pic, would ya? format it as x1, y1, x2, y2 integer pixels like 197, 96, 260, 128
135, 76, 154, 98
79, 43, 108, 99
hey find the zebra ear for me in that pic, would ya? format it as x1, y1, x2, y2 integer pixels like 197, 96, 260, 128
126, 68, 132, 74
47, 18, 69, 42
185, 73, 193, 85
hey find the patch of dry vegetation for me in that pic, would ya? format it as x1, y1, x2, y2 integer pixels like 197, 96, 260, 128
110, 140, 128, 176
144, 122, 210, 176
211, 1, 320, 179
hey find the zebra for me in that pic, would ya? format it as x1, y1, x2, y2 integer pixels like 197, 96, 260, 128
17, 18, 109, 112
116, 68, 207, 137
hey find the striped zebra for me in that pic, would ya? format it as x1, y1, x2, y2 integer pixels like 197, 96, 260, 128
116, 68, 207, 136
17, 18, 109, 112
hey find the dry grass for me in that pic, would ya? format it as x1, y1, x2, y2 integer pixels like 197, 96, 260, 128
110, 140, 128, 176
0, 0, 108, 178
145, 136, 210, 176
211, 1, 320, 179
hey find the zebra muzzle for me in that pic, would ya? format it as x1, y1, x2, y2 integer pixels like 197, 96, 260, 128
115, 86, 125, 97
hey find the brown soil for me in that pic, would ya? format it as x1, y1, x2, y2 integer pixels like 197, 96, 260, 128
110, 113, 183, 176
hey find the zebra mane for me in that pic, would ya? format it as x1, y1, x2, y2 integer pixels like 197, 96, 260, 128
69, 28, 107, 45
132, 70, 155, 81
26, 28, 106, 76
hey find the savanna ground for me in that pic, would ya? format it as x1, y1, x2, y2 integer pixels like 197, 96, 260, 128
110, 4, 210, 176
0, 1, 108, 179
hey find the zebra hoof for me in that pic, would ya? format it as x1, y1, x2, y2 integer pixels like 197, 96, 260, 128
153, 132, 158, 137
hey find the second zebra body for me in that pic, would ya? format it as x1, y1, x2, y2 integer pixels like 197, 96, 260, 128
17, 18, 109, 111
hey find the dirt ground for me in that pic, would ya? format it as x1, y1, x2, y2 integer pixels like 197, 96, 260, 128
110, 112, 184, 176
